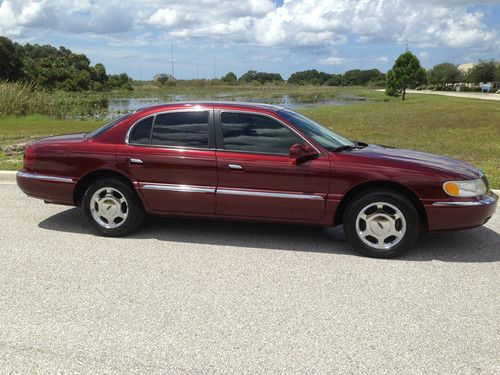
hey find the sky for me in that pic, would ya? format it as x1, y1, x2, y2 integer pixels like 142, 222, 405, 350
0, 0, 499, 80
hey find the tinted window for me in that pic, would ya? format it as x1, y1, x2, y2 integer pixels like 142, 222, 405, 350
129, 116, 153, 145
221, 113, 302, 154
151, 111, 209, 148
277, 109, 355, 150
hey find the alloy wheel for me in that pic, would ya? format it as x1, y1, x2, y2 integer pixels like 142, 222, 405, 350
90, 187, 129, 229
355, 201, 407, 250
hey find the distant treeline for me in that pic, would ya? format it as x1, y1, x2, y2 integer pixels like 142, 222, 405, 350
0, 36, 132, 91
3, 35, 498, 92
220, 69, 385, 86
218, 61, 499, 89
426, 60, 499, 89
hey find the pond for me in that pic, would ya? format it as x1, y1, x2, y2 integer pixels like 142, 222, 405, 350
105, 93, 367, 118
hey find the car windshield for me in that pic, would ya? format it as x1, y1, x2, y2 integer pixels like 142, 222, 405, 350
277, 109, 355, 151
86, 114, 131, 139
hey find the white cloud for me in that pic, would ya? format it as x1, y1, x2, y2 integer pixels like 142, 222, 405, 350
319, 56, 346, 66
148, 8, 180, 27
0, 0, 497, 53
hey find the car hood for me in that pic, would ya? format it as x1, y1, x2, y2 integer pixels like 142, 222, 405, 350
345, 144, 482, 180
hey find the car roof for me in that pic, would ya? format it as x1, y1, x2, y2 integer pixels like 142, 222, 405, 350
134, 101, 287, 114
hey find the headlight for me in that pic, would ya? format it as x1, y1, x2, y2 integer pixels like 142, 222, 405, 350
443, 178, 487, 197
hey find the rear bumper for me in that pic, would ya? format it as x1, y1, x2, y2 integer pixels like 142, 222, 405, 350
16, 170, 77, 205
425, 191, 497, 232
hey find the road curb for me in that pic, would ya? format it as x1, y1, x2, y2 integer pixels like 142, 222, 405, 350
0, 170, 499, 194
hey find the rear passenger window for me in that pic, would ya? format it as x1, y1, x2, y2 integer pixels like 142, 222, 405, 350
221, 112, 302, 154
151, 111, 209, 148
129, 117, 153, 145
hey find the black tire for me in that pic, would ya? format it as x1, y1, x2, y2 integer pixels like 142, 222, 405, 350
83, 178, 145, 237
343, 190, 420, 258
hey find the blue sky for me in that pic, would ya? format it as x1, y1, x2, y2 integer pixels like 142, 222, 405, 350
1, 0, 498, 79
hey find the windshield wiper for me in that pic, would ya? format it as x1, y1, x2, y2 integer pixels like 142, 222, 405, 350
331, 141, 369, 152
331, 145, 357, 152
353, 140, 368, 148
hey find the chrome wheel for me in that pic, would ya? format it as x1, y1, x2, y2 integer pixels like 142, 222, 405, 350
89, 187, 128, 229
355, 201, 406, 250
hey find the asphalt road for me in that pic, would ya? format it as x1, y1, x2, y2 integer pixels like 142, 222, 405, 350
405, 90, 500, 101
1, 183, 499, 374
376, 89, 500, 101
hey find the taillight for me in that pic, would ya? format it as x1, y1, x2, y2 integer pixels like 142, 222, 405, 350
23, 144, 36, 168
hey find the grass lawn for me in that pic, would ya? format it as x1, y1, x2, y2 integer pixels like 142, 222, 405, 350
1, 91, 499, 187
0, 116, 104, 170
300, 92, 500, 188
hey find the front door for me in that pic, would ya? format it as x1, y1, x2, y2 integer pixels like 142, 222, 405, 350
116, 109, 217, 215
215, 111, 330, 222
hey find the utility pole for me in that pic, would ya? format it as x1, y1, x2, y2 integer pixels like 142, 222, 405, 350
171, 44, 175, 78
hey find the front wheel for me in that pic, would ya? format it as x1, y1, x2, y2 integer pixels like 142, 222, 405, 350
343, 190, 420, 258
83, 178, 145, 236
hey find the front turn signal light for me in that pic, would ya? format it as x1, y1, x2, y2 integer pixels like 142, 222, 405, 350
443, 178, 487, 198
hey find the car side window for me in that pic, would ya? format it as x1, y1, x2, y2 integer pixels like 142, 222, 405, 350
151, 111, 209, 149
129, 116, 153, 145
221, 112, 303, 155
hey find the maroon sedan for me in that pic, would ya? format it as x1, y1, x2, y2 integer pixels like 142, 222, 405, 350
17, 102, 497, 258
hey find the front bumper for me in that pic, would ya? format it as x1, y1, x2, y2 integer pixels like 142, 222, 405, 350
425, 191, 498, 232
17, 170, 77, 205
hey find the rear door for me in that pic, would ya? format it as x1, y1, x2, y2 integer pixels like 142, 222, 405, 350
214, 110, 331, 222
116, 109, 217, 215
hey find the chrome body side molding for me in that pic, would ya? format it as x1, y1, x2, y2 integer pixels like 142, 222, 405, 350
140, 183, 324, 200
217, 188, 324, 200
141, 183, 215, 194
17, 171, 74, 183
432, 194, 497, 207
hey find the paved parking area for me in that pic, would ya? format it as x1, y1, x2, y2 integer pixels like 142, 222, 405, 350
0, 183, 499, 374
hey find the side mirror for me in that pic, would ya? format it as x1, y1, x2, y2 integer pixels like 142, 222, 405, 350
289, 143, 318, 164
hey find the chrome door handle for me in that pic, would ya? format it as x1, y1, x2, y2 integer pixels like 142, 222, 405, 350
129, 158, 143, 165
228, 164, 243, 170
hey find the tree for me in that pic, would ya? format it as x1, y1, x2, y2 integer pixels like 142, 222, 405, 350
386, 51, 426, 100
221, 72, 237, 85
239, 70, 258, 83
468, 60, 497, 83
0, 36, 132, 91
496, 64, 500, 89
325, 74, 342, 86
239, 70, 283, 84
91, 63, 107, 83
428, 63, 462, 89
0, 36, 23, 80
342, 69, 383, 85
385, 69, 399, 97
288, 69, 330, 85
107, 73, 133, 90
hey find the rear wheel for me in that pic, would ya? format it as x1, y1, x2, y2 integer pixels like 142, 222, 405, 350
83, 178, 145, 236
343, 190, 420, 258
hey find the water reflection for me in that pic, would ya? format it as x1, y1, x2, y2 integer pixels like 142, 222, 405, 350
106, 93, 366, 118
